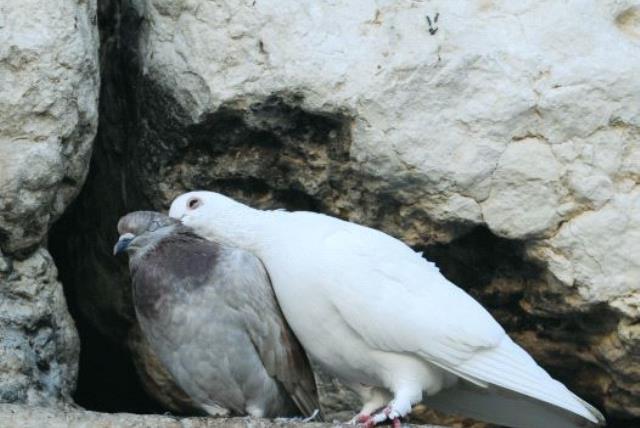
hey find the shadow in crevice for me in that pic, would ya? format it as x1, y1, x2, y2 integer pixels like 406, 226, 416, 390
422, 226, 536, 327
50, 207, 162, 414
48, 0, 162, 413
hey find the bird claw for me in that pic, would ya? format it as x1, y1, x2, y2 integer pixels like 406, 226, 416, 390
362, 405, 404, 427
352, 394, 412, 427
347, 413, 372, 426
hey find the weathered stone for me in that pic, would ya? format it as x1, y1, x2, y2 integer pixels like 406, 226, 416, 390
482, 138, 564, 239
0, 0, 98, 409
0, 0, 99, 254
0, 249, 79, 405
0, 404, 444, 428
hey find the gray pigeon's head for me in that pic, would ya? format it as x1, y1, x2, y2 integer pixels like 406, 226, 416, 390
114, 211, 180, 256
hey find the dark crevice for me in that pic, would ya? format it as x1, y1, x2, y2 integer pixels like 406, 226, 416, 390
49, 0, 160, 414
50, 195, 162, 414
422, 226, 538, 329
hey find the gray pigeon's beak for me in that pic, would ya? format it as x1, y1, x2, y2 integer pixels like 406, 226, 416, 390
113, 233, 135, 256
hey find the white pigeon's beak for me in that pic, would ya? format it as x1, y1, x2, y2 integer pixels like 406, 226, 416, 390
113, 233, 135, 256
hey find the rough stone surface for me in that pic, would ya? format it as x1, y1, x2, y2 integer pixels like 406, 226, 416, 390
0, 249, 79, 405
0, 0, 99, 254
0, 404, 443, 428
47, 0, 640, 425
0, 0, 98, 409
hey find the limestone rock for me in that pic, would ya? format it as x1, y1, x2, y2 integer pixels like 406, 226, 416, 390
0, 249, 79, 405
0, 0, 98, 408
0, 0, 99, 254
133, 0, 640, 300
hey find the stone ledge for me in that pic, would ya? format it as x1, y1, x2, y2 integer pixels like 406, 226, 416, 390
0, 404, 445, 428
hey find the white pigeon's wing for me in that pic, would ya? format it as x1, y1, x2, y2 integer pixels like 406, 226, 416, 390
450, 335, 605, 425
321, 225, 505, 367
424, 378, 603, 428
318, 222, 603, 425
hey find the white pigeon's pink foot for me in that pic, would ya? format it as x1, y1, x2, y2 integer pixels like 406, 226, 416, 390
359, 413, 402, 428
365, 396, 412, 427
348, 384, 392, 426
356, 414, 373, 424
348, 412, 373, 425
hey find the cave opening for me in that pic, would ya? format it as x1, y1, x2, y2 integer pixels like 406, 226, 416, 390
44, 0, 163, 413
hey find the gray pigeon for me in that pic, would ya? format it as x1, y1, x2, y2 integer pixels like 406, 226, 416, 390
113, 211, 320, 419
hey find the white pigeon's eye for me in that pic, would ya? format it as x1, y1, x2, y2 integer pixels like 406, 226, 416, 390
187, 197, 202, 210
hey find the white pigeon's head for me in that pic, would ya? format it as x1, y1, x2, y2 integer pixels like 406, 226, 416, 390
169, 191, 249, 241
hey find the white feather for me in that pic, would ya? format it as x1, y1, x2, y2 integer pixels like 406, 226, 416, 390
169, 192, 605, 427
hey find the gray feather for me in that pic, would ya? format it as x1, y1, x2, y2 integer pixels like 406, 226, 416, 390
117, 211, 321, 418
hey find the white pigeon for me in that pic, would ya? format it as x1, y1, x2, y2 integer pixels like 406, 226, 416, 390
169, 191, 606, 428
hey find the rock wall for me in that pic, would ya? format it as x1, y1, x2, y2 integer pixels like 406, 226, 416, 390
0, 0, 99, 406
1, 0, 639, 426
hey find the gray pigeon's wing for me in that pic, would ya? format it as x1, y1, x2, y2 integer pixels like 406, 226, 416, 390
219, 248, 322, 418
132, 231, 320, 417
130, 233, 247, 414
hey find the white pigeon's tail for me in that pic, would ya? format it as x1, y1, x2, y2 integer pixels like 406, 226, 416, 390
424, 337, 605, 428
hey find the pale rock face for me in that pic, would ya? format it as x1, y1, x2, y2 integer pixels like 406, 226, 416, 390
546, 188, 640, 304
0, 0, 98, 406
119, 0, 640, 417
0, 249, 79, 404
137, 0, 640, 261
482, 138, 564, 239
0, 0, 99, 253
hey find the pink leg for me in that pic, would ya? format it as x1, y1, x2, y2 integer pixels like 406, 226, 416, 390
368, 396, 412, 426
359, 414, 403, 428
358, 408, 404, 427
358, 384, 419, 427
356, 414, 373, 425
